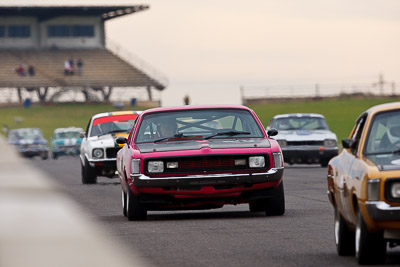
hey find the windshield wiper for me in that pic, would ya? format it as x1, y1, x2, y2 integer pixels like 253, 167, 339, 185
154, 133, 190, 143
205, 131, 250, 140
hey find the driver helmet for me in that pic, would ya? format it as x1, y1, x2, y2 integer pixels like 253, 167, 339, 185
156, 117, 177, 137
387, 116, 400, 143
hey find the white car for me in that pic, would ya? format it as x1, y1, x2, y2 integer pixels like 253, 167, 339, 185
80, 111, 142, 184
267, 113, 338, 167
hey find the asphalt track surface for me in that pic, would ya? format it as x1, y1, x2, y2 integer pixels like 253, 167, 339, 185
30, 157, 400, 267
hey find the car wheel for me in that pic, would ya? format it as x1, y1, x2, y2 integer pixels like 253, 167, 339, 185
41, 152, 48, 160
265, 181, 285, 216
320, 160, 329, 167
249, 200, 267, 212
126, 188, 147, 221
122, 190, 127, 217
356, 209, 386, 264
81, 158, 97, 184
334, 208, 355, 256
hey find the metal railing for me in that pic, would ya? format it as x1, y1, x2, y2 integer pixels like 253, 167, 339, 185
106, 38, 169, 89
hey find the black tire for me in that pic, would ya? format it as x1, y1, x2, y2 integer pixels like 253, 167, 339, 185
356, 210, 386, 264
334, 208, 355, 256
122, 190, 127, 217
265, 181, 285, 216
320, 160, 329, 168
126, 188, 147, 221
249, 200, 267, 212
81, 158, 97, 184
41, 152, 48, 160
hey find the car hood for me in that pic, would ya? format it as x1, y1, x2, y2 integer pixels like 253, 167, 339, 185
136, 138, 271, 153
53, 138, 82, 146
275, 130, 337, 141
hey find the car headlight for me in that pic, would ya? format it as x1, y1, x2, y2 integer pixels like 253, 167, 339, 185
131, 159, 140, 174
92, 148, 104, 159
277, 140, 287, 147
249, 156, 265, 168
367, 179, 380, 201
324, 139, 337, 147
272, 152, 283, 168
148, 161, 164, 173
391, 182, 400, 199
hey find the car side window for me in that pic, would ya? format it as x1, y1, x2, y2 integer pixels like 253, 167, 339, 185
350, 114, 367, 153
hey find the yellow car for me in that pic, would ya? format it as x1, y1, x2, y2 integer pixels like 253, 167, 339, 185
327, 101, 400, 264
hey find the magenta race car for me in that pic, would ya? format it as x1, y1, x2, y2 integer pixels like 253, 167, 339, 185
116, 105, 285, 220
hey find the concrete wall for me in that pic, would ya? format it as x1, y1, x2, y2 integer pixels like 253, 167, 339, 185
40, 16, 104, 49
0, 136, 148, 267
0, 16, 39, 48
0, 16, 104, 49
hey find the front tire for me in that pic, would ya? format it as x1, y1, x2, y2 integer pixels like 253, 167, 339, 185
265, 181, 285, 216
81, 158, 97, 184
126, 188, 147, 221
334, 208, 355, 255
356, 210, 386, 264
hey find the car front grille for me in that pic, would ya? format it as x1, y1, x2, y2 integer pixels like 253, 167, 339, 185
106, 147, 121, 158
144, 154, 270, 175
287, 141, 324, 146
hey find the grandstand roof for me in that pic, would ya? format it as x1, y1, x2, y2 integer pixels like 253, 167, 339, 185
0, 1, 149, 21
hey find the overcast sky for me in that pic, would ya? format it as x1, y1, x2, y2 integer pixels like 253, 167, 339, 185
7, 0, 399, 106
103, 0, 400, 105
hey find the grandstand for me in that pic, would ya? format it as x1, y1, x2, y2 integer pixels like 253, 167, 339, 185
0, 2, 168, 104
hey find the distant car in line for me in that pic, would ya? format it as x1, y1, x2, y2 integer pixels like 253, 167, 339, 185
80, 111, 142, 184
51, 127, 84, 159
116, 105, 285, 221
7, 128, 49, 160
327, 101, 400, 264
267, 113, 338, 167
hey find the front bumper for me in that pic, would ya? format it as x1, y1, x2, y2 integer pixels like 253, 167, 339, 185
281, 146, 338, 163
131, 168, 284, 187
366, 201, 400, 221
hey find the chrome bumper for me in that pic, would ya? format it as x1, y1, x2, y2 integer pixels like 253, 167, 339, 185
130, 168, 284, 187
366, 201, 400, 221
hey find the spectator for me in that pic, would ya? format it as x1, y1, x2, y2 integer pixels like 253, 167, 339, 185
28, 65, 35, 76
77, 58, 83, 75
183, 95, 190, 105
69, 57, 75, 75
16, 64, 26, 76
64, 60, 71, 75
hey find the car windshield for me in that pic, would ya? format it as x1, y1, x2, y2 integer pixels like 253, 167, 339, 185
54, 131, 81, 139
135, 109, 264, 143
8, 128, 44, 141
90, 115, 137, 137
271, 117, 329, 131
364, 110, 400, 169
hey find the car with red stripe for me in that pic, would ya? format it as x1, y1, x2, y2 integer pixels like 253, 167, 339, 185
116, 105, 285, 221
80, 111, 142, 184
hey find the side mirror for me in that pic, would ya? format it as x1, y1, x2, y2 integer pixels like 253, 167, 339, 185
116, 136, 128, 144
267, 128, 278, 137
342, 138, 356, 149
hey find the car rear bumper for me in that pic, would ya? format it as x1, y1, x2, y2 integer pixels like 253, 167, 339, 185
282, 146, 338, 163
366, 201, 400, 221
131, 168, 284, 187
